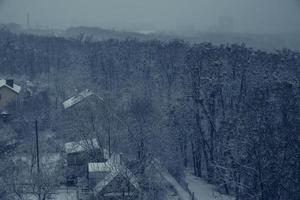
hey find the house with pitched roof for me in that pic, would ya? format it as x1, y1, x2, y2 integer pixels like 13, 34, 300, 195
63, 138, 140, 199
88, 154, 140, 200
0, 79, 21, 109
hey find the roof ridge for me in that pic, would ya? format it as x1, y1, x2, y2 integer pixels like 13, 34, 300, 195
0, 79, 21, 93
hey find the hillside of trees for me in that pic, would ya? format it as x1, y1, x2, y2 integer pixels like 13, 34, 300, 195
1, 23, 300, 51
0, 30, 299, 200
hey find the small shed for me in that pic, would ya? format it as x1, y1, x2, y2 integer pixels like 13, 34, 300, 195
64, 138, 107, 166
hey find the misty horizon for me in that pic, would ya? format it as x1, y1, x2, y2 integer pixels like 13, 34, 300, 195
0, 0, 300, 34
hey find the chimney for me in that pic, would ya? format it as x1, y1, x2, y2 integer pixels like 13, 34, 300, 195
6, 79, 14, 88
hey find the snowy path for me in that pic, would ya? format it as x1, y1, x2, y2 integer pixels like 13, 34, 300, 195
160, 169, 192, 200
185, 171, 234, 200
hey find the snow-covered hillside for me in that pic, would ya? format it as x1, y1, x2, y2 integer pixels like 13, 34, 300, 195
185, 170, 234, 200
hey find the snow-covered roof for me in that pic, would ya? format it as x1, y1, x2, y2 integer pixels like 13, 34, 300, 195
93, 154, 140, 193
63, 89, 94, 109
89, 162, 112, 173
0, 79, 21, 94
64, 138, 100, 154
1, 110, 9, 115
62, 89, 104, 109
88, 153, 120, 172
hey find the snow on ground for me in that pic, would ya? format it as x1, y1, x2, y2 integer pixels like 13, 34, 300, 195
51, 187, 77, 200
185, 170, 234, 200
25, 187, 77, 200
160, 168, 192, 200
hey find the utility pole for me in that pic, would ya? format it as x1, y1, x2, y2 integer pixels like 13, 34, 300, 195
35, 120, 41, 200
35, 120, 40, 173
108, 124, 111, 158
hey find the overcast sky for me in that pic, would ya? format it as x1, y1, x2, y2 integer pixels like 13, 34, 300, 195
0, 0, 300, 33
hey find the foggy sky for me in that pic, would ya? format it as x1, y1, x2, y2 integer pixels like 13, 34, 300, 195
0, 0, 300, 34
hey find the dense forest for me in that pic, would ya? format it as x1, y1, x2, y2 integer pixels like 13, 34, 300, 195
0, 30, 299, 200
